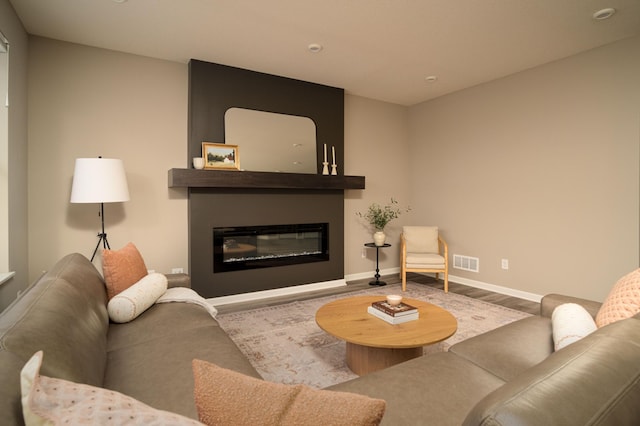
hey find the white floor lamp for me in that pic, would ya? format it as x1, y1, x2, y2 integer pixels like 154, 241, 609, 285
70, 157, 130, 261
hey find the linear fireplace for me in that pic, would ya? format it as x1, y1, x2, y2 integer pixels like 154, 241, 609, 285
213, 223, 329, 272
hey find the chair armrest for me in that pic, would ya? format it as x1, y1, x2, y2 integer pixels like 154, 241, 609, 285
438, 235, 448, 258
165, 273, 191, 289
540, 293, 602, 319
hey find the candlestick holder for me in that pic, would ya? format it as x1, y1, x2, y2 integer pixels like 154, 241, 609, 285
331, 164, 337, 175
322, 162, 329, 175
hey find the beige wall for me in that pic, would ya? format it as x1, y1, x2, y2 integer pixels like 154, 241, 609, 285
408, 35, 640, 301
27, 38, 189, 281
19, 34, 640, 304
0, 0, 28, 311
25, 37, 414, 286
344, 95, 410, 277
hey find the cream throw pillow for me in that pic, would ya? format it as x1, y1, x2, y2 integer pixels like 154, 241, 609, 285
107, 272, 168, 323
551, 303, 597, 350
192, 359, 386, 426
403, 226, 439, 253
596, 268, 640, 328
21, 351, 203, 426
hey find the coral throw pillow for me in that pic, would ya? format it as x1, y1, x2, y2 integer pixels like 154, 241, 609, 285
102, 242, 148, 300
21, 351, 203, 426
192, 359, 386, 426
596, 268, 640, 328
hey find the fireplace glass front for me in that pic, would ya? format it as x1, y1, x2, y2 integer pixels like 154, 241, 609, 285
213, 223, 329, 272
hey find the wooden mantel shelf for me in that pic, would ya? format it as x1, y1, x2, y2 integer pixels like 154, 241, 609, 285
168, 168, 365, 190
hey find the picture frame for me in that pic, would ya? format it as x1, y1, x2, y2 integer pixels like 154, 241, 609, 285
202, 142, 240, 170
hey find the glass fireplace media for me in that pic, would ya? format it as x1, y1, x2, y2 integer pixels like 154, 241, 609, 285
213, 223, 329, 272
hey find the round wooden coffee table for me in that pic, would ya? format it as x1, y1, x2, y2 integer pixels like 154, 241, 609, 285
315, 295, 457, 375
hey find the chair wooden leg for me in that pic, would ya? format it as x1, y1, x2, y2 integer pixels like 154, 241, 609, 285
401, 269, 407, 292
444, 273, 448, 293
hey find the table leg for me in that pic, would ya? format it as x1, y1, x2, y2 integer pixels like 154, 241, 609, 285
346, 342, 423, 375
369, 245, 386, 286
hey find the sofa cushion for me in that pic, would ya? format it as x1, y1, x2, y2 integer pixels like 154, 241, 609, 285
540, 293, 602, 319
0, 253, 109, 425
328, 352, 505, 426
104, 303, 261, 419
552, 303, 597, 350
405, 253, 445, 267
21, 351, 203, 426
107, 273, 168, 323
449, 315, 553, 381
596, 268, 640, 327
463, 317, 640, 426
192, 359, 386, 426
102, 242, 148, 300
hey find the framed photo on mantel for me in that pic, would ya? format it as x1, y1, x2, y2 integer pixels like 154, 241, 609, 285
202, 142, 240, 170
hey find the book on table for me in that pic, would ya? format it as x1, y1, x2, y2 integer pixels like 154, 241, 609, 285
371, 300, 418, 317
367, 306, 419, 324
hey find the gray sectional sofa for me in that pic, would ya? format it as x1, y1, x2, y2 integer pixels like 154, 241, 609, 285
2, 253, 640, 425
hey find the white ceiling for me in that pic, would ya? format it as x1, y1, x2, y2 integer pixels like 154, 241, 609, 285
8, 0, 640, 106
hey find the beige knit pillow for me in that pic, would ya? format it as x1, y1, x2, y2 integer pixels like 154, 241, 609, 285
595, 268, 640, 328
192, 359, 386, 426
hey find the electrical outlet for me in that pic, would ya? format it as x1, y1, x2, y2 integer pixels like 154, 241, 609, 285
501, 259, 509, 270
171, 267, 184, 274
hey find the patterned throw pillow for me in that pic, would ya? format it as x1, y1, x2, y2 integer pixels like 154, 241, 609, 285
102, 242, 148, 300
21, 351, 203, 426
192, 359, 386, 426
596, 268, 640, 328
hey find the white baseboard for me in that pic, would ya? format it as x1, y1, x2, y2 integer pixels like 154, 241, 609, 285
345, 267, 400, 282
207, 279, 347, 306
346, 269, 542, 303
207, 269, 542, 307
447, 274, 542, 302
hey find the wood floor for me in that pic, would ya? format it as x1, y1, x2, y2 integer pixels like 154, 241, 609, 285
215, 272, 540, 315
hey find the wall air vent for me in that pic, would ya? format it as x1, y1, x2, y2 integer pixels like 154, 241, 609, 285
453, 254, 479, 273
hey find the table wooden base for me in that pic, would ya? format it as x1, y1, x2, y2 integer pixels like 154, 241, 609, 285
346, 342, 423, 375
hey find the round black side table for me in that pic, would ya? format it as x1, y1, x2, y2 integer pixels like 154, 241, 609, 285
364, 242, 391, 286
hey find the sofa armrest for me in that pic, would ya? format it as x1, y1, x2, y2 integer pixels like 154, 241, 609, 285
540, 293, 601, 319
165, 273, 191, 289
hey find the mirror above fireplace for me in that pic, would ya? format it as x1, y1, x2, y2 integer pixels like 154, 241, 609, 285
224, 108, 318, 174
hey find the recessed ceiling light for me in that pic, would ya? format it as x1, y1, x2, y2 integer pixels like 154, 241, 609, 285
425, 76, 438, 83
593, 8, 616, 20
308, 43, 323, 53
111, 0, 128, 3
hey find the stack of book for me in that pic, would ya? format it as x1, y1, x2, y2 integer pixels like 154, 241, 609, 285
367, 300, 419, 324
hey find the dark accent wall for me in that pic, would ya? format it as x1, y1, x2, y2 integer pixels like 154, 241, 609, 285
191, 190, 344, 297
188, 60, 344, 174
187, 60, 347, 298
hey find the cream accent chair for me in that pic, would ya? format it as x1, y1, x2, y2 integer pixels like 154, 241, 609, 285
400, 226, 449, 292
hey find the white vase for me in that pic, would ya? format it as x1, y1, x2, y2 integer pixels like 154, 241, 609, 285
373, 231, 386, 246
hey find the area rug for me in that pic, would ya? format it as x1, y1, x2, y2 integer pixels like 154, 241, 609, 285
215, 282, 532, 389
